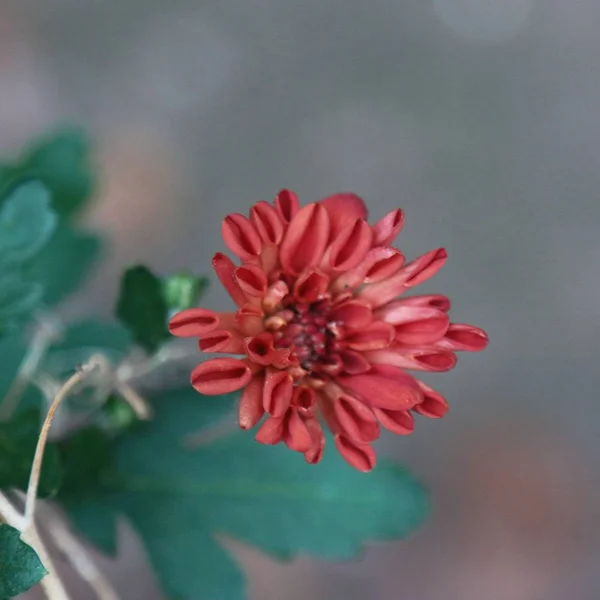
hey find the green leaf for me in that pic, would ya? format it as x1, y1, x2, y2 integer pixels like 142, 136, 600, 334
0, 525, 47, 597
0, 181, 57, 265
23, 223, 102, 306
50, 319, 132, 356
0, 408, 63, 497
162, 272, 209, 312
116, 266, 169, 353
0, 334, 43, 411
59, 388, 427, 600
12, 127, 94, 218
0, 276, 43, 328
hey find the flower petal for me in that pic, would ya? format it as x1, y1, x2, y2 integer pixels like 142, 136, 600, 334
222, 213, 262, 260
333, 394, 380, 443
168, 308, 221, 337
212, 253, 246, 306
239, 373, 266, 429
330, 300, 372, 330
372, 208, 404, 246
414, 381, 449, 418
303, 417, 325, 464
235, 264, 268, 298
319, 193, 368, 239
337, 367, 422, 410
332, 247, 404, 292
393, 294, 451, 312
280, 203, 330, 275
250, 201, 284, 245
293, 269, 330, 304
274, 189, 300, 224
255, 416, 285, 445
198, 330, 244, 353
235, 304, 264, 336
373, 407, 415, 435
339, 349, 372, 374
245, 332, 277, 366
434, 323, 489, 352
191, 358, 251, 395
376, 302, 449, 345
359, 248, 448, 308
284, 410, 313, 452
327, 219, 373, 272
365, 347, 457, 372
344, 321, 395, 351
334, 435, 376, 472
262, 369, 293, 417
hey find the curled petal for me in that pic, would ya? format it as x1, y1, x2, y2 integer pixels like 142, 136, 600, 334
365, 347, 457, 372
245, 332, 277, 366
330, 300, 372, 330
280, 203, 330, 275
304, 417, 325, 464
339, 349, 371, 374
239, 373, 266, 429
292, 385, 316, 412
169, 308, 220, 337
414, 381, 449, 418
394, 294, 451, 312
198, 330, 244, 354
373, 407, 414, 435
327, 219, 373, 272
344, 321, 395, 351
250, 201, 284, 245
262, 280, 289, 313
274, 189, 300, 224
334, 435, 376, 472
235, 264, 268, 298
235, 304, 264, 336
376, 303, 449, 345
222, 213, 262, 260
337, 367, 422, 410
434, 323, 489, 352
255, 416, 285, 445
263, 370, 293, 417
333, 247, 405, 292
359, 248, 448, 308
333, 394, 380, 443
284, 410, 313, 452
319, 193, 368, 239
293, 269, 329, 304
372, 208, 404, 246
191, 358, 251, 395
212, 253, 246, 306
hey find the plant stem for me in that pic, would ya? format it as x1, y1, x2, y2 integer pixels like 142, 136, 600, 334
24, 356, 102, 527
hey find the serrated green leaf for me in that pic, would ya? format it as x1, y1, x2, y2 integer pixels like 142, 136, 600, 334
59, 388, 427, 600
0, 525, 47, 597
162, 272, 209, 312
0, 408, 63, 497
12, 127, 94, 218
116, 266, 169, 353
0, 181, 57, 265
23, 223, 102, 306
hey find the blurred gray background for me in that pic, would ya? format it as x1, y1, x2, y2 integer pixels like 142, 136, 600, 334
3, 0, 599, 598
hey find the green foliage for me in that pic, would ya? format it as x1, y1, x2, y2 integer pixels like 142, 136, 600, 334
116, 266, 170, 353
1, 127, 94, 218
162, 272, 209, 312
0, 408, 63, 497
0, 525, 47, 597
0, 183, 57, 334
59, 388, 428, 600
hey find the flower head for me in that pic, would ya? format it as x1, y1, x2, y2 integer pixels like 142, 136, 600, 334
169, 191, 488, 471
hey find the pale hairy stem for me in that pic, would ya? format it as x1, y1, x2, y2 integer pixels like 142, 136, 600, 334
24, 356, 103, 527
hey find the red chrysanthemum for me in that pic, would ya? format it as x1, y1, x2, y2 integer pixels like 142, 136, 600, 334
169, 191, 488, 471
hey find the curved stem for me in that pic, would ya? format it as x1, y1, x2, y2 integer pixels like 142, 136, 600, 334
24, 356, 102, 527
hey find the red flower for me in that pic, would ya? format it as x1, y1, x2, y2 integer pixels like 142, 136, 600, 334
169, 191, 488, 471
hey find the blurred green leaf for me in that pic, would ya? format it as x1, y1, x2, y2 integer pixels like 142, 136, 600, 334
50, 319, 132, 356
162, 272, 209, 312
0, 276, 43, 328
0, 525, 47, 597
0, 334, 42, 411
116, 266, 169, 353
0, 182, 57, 265
10, 127, 94, 218
0, 408, 63, 497
23, 224, 102, 307
59, 388, 427, 600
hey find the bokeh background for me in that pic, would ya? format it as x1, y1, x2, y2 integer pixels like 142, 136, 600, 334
3, 0, 600, 598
